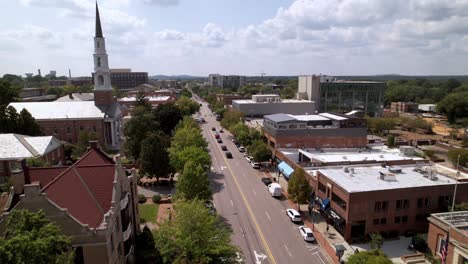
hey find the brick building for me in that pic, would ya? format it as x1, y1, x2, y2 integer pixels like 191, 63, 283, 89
0, 134, 63, 183
118, 93, 177, 116
0, 141, 140, 263
263, 113, 367, 150
390, 102, 418, 113
427, 211, 468, 264
8, 3, 122, 150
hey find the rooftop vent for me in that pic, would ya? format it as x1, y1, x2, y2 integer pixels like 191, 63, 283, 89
388, 167, 402, 173
379, 172, 397, 182
344, 167, 349, 173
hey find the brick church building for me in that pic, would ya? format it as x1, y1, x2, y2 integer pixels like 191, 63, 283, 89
9, 6, 122, 149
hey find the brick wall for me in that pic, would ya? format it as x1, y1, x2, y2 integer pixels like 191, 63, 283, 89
38, 119, 105, 144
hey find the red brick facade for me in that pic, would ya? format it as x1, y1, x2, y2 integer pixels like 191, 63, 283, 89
94, 90, 114, 106
37, 119, 106, 145
265, 132, 367, 149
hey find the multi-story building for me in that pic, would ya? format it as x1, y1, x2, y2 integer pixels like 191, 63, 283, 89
216, 94, 249, 105
0, 134, 63, 184
232, 94, 316, 118
208, 74, 246, 89
297, 75, 387, 117
107, 69, 148, 90
19, 87, 57, 102
263, 112, 367, 149
8, 3, 122, 150
118, 92, 177, 116
427, 211, 468, 264
0, 141, 140, 263
390, 102, 418, 113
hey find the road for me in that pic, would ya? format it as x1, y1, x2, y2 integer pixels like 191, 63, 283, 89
195, 98, 329, 264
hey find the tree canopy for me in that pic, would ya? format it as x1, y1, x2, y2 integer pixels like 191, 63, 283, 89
170, 145, 211, 173
154, 199, 239, 264
152, 103, 183, 136
0, 210, 74, 264
175, 161, 212, 202
0, 105, 41, 136
437, 91, 468, 123
247, 140, 271, 162
123, 106, 159, 160
347, 249, 392, 264
447, 148, 468, 168
140, 132, 171, 181
176, 96, 200, 116
287, 168, 312, 207
0, 79, 19, 106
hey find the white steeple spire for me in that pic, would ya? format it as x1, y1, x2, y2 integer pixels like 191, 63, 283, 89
93, 2, 112, 92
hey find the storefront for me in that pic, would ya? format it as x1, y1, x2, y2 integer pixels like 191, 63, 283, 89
325, 207, 346, 235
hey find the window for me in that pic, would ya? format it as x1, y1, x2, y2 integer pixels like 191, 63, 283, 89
318, 182, 326, 194
98, 75, 104, 85
93, 125, 97, 132
418, 197, 431, 209
396, 199, 409, 210
373, 218, 379, 225
110, 234, 114, 252
438, 195, 451, 210
289, 124, 297, 129
97, 41, 100, 48
79, 126, 84, 131
97, 57, 101, 67
67, 127, 71, 133
402, 215, 408, 223
332, 192, 347, 211
437, 236, 447, 255
380, 218, 387, 224
395, 216, 401, 224
374, 201, 388, 212
53, 127, 58, 134
278, 125, 287, 129
416, 214, 429, 222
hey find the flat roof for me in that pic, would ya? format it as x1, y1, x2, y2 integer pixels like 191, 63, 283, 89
299, 149, 424, 163
430, 211, 468, 233
233, 99, 314, 104
313, 165, 457, 193
9, 101, 105, 120
294, 115, 329, 121
319, 113, 347, 120
119, 96, 171, 102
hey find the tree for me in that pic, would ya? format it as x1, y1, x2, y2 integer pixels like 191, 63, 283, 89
152, 103, 183, 136
139, 132, 171, 181
26, 157, 48, 167
154, 199, 239, 264
5, 106, 19, 133
0, 80, 19, 106
387, 135, 395, 148
0, 210, 74, 264
169, 124, 207, 154
123, 106, 159, 160
133, 90, 152, 111
170, 145, 211, 172
180, 88, 192, 98
17, 109, 41, 136
447, 148, 468, 168
175, 161, 212, 201
370, 233, 384, 250
437, 91, 468, 123
221, 110, 244, 130
287, 168, 312, 210
347, 250, 392, 264
247, 140, 271, 162
73, 131, 99, 157
176, 96, 200, 116
454, 202, 468, 211
135, 226, 162, 264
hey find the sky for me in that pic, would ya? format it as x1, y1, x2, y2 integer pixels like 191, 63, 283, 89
1, 0, 468, 77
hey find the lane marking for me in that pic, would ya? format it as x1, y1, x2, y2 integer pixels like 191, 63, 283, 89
230, 199, 234, 207
209, 122, 277, 264
313, 252, 326, 264
254, 251, 267, 264
284, 244, 293, 257
265, 211, 271, 221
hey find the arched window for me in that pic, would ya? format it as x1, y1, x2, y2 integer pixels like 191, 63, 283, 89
97, 57, 101, 67
98, 75, 104, 85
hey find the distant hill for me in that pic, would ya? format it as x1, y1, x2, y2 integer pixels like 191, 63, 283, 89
149, 75, 205, 80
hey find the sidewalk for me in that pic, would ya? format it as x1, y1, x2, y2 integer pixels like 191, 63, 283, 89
265, 170, 355, 263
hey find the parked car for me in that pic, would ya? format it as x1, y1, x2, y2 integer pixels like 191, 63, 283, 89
238, 146, 245, 152
215, 133, 220, 139
221, 145, 227, 151
286, 209, 302, 223
261, 177, 273, 186
225, 152, 233, 158
200, 118, 206, 123
268, 183, 282, 197
298, 226, 315, 242
219, 128, 224, 133
211, 127, 216, 131
251, 161, 260, 169
217, 138, 223, 143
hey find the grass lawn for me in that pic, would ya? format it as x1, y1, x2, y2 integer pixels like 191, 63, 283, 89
139, 203, 159, 224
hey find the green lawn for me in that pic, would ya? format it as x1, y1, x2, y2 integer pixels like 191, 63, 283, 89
139, 203, 159, 224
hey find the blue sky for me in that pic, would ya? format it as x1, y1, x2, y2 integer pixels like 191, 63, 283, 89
1, 0, 468, 77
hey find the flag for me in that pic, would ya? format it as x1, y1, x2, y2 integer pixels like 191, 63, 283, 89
441, 233, 449, 264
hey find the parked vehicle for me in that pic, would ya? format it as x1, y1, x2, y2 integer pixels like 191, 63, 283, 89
261, 177, 272, 186
200, 118, 206, 123
219, 128, 224, 133
221, 145, 227, 151
217, 138, 223, 143
268, 183, 282, 197
286, 209, 302, 222
211, 127, 216, 131
225, 152, 233, 158
238, 146, 245, 152
298, 226, 315, 242
251, 161, 260, 169
215, 133, 220, 139
205, 201, 216, 215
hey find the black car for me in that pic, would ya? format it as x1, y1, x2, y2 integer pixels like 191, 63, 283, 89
211, 127, 216, 131
217, 138, 223, 143
261, 177, 273, 186
225, 152, 232, 158
221, 145, 227, 151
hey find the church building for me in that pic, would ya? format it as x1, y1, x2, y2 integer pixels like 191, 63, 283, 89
9, 4, 122, 149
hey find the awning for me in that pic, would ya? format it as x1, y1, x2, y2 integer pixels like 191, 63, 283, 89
277, 161, 294, 179
321, 198, 330, 211
314, 196, 323, 206
326, 208, 345, 225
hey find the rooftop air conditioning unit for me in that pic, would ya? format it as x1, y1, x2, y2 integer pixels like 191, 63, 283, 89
388, 167, 402, 173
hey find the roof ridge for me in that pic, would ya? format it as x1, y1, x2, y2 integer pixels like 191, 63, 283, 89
41, 163, 77, 191
72, 167, 105, 215
13, 134, 40, 157
76, 164, 115, 168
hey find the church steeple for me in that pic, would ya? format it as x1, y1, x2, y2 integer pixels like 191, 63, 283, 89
95, 2, 103, 38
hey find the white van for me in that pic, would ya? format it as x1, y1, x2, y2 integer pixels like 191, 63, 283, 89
268, 183, 282, 197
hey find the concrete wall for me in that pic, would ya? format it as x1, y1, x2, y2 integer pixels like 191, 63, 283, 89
232, 101, 316, 117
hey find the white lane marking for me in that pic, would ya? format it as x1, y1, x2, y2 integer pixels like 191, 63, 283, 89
254, 251, 267, 264
252, 189, 257, 196
313, 252, 326, 264
220, 166, 227, 171
265, 211, 271, 221
306, 245, 318, 251
284, 244, 293, 257
230, 199, 234, 207
240, 227, 245, 236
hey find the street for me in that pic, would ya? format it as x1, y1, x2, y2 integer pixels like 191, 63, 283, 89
196, 100, 330, 264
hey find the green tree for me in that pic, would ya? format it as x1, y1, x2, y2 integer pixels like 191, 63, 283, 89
437, 91, 468, 123
176, 96, 200, 116
221, 110, 244, 130
180, 88, 192, 98
140, 132, 171, 181
73, 131, 99, 157
370, 233, 384, 250
123, 106, 159, 160
347, 250, 392, 264
169, 124, 207, 154
133, 90, 152, 111
5, 106, 19, 133
387, 135, 395, 148
26, 157, 48, 167
175, 161, 212, 201
287, 168, 312, 210
247, 140, 271, 162
154, 199, 239, 264
447, 148, 468, 168
17, 109, 41, 136
454, 202, 468, 211
170, 145, 211, 172
0, 210, 74, 264
152, 103, 183, 136
0, 80, 19, 106
135, 226, 162, 264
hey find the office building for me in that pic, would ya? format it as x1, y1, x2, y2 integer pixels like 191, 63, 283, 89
297, 75, 387, 117
427, 211, 468, 264
216, 94, 249, 105
263, 112, 367, 149
208, 74, 246, 89
232, 94, 316, 118
107, 69, 148, 90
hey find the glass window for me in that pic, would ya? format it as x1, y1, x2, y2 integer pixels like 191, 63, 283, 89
97, 57, 101, 67
402, 216, 408, 223
332, 192, 347, 211
373, 218, 379, 225
380, 218, 387, 225
318, 182, 326, 194
395, 216, 400, 224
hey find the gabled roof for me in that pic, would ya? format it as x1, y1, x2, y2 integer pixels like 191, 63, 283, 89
32, 147, 117, 228
0, 134, 62, 160
9, 102, 106, 120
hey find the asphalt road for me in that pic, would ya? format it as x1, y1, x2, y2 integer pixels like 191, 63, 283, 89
195, 98, 330, 264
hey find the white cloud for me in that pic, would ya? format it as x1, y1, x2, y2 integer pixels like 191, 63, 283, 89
142, 0, 180, 6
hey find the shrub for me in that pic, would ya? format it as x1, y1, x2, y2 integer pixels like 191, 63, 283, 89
152, 194, 161, 204
138, 194, 147, 204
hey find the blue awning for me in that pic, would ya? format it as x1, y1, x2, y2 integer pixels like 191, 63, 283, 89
278, 161, 294, 179
321, 198, 330, 211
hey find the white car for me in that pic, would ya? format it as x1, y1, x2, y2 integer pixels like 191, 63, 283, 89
238, 146, 246, 152
286, 208, 302, 222
298, 226, 315, 242
251, 161, 260, 169
245, 155, 253, 162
